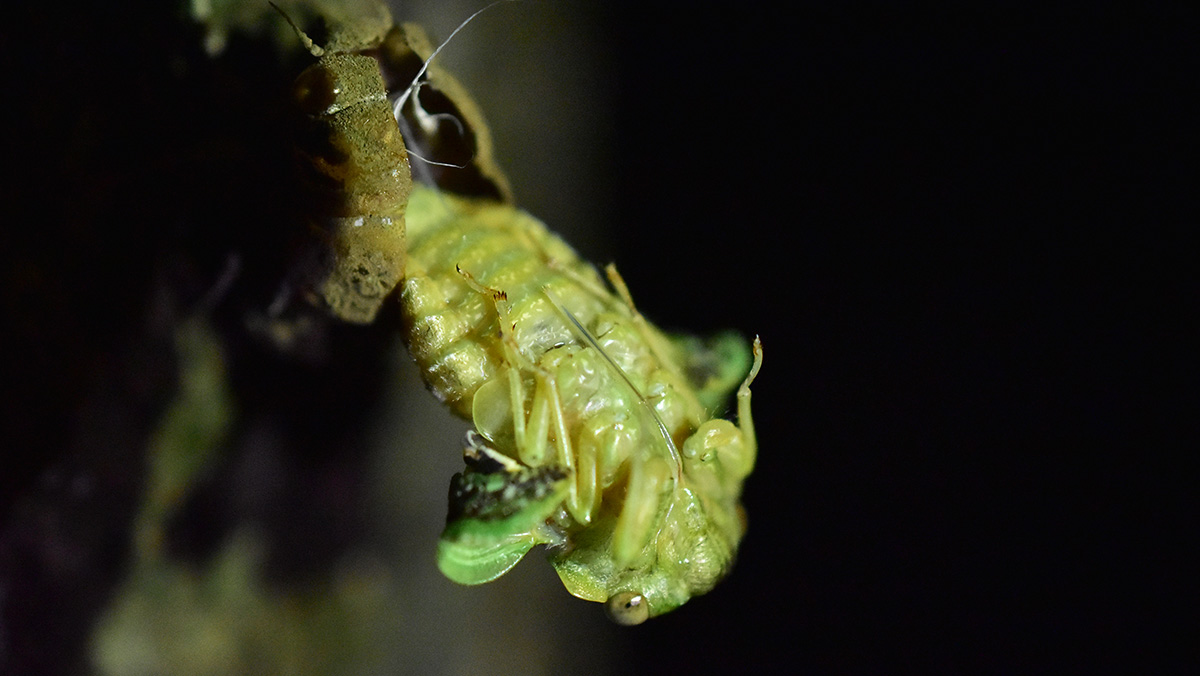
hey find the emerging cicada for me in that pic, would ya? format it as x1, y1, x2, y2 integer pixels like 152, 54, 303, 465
281, 0, 764, 624
400, 187, 762, 624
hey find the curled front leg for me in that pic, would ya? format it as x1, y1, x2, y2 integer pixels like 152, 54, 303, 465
612, 454, 674, 568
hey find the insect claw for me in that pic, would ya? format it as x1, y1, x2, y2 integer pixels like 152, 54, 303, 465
462, 429, 523, 473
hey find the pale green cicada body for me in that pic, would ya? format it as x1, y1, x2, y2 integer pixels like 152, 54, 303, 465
401, 187, 762, 624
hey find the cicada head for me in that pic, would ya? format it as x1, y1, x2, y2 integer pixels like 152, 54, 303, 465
545, 419, 754, 624
437, 399, 755, 624
549, 339, 762, 624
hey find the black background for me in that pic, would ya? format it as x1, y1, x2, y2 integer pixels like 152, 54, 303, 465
599, 5, 1185, 674
1, 2, 1185, 674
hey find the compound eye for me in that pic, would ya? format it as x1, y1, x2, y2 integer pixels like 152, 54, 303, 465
605, 591, 650, 626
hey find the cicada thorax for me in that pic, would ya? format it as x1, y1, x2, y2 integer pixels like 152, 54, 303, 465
287, 17, 412, 325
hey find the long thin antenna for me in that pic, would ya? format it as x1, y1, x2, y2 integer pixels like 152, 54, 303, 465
268, 2, 325, 56
542, 288, 684, 480
393, 0, 517, 118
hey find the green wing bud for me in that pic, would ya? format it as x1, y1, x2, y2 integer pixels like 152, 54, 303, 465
437, 432, 569, 585
671, 331, 753, 413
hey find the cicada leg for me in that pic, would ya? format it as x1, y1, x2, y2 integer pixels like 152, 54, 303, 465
603, 264, 706, 423
541, 369, 586, 523
603, 264, 677, 363
456, 267, 586, 519
733, 336, 763, 478
679, 334, 763, 482
572, 411, 634, 527
611, 453, 674, 567
504, 341, 591, 525
572, 427, 599, 526
456, 265, 529, 448
545, 256, 611, 301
